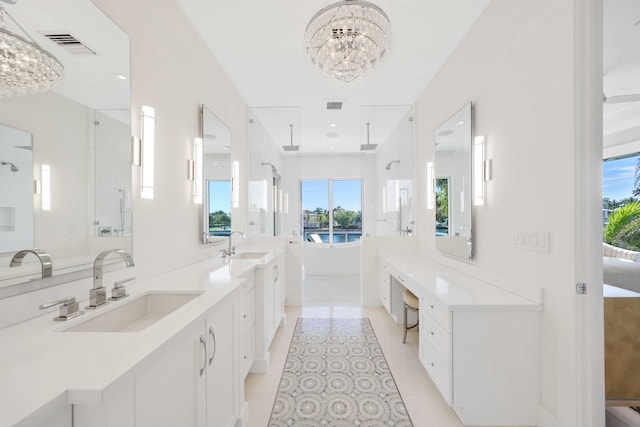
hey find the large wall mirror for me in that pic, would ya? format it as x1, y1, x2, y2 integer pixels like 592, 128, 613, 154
201, 105, 232, 243
0, 0, 131, 296
435, 102, 473, 260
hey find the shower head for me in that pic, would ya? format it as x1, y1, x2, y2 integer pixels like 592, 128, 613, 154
283, 124, 299, 152
1, 161, 18, 172
261, 161, 277, 174
360, 122, 378, 151
385, 160, 400, 170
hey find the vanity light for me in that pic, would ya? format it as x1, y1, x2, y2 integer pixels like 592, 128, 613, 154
473, 136, 486, 206
41, 164, 51, 211
231, 161, 240, 208
140, 106, 155, 200
426, 162, 435, 209
193, 137, 203, 204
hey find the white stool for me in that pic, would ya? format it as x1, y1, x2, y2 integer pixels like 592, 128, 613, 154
403, 289, 419, 344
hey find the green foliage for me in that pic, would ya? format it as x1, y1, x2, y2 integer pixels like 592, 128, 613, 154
209, 210, 230, 228
604, 201, 640, 248
435, 178, 449, 224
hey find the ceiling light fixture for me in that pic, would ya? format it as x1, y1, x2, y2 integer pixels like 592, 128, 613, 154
304, 0, 391, 83
0, 3, 64, 98
283, 124, 299, 152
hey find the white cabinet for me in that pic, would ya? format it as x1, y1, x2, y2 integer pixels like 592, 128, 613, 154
135, 319, 205, 426
239, 275, 256, 378
379, 261, 391, 313
381, 253, 541, 427
205, 292, 238, 427
134, 291, 238, 427
15, 399, 72, 427
252, 253, 285, 373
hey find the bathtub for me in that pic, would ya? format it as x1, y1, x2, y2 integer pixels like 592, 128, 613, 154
303, 241, 360, 275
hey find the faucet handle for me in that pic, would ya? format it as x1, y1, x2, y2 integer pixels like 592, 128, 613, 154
110, 277, 135, 301
39, 296, 84, 321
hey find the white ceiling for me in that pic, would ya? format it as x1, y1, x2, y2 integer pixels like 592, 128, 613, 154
603, 0, 640, 152
3, 0, 130, 120
176, 0, 491, 154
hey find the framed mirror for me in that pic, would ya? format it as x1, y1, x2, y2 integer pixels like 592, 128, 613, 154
201, 105, 232, 243
434, 102, 473, 260
0, 0, 131, 295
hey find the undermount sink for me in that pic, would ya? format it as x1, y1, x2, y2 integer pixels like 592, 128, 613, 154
233, 251, 268, 260
64, 291, 203, 333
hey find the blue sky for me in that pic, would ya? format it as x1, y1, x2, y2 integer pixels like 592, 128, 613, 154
209, 180, 231, 213
302, 180, 362, 212
603, 154, 639, 201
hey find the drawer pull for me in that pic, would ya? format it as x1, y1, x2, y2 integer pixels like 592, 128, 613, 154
208, 326, 216, 366
431, 362, 435, 367
430, 304, 435, 309
430, 331, 434, 336
199, 335, 207, 377
243, 314, 247, 319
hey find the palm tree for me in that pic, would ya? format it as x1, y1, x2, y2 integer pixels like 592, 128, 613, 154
604, 201, 640, 249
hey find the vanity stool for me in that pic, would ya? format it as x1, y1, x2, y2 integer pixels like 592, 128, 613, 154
403, 289, 419, 344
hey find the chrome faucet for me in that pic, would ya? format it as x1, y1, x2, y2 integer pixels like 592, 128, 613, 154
10, 249, 53, 279
221, 231, 245, 257
89, 249, 134, 308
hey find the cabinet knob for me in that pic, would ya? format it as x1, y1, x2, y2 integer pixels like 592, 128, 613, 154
243, 314, 247, 319
430, 331, 434, 336
430, 304, 434, 309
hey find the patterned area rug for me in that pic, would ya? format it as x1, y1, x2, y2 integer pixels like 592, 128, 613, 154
269, 318, 413, 426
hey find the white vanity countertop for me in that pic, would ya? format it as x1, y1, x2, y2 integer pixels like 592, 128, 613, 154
380, 252, 542, 310
0, 244, 285, 427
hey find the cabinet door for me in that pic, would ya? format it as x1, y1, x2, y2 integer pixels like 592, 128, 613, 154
272, 259, 283, 330
135, 321, 206, 427
206, 296, 237, 427
263, 261, 275, 344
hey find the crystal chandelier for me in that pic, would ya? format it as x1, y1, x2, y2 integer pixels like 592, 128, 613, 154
0, 4, 64, 98
304, 0, 391, 83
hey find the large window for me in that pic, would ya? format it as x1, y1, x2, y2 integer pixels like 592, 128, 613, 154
301, 179, 362, 243
603, 154, 640, 250
208, 179, 231, 237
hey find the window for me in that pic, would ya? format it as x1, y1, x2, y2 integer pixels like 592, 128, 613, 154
301, 179, 362, 243
207, 179, 231, 237
603, 154, 640, 249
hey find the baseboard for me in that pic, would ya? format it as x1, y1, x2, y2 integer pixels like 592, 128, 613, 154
250, 352, 270, 373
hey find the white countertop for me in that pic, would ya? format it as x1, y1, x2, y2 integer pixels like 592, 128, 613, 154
380, 252, 542, 310
0, 245, 284, 427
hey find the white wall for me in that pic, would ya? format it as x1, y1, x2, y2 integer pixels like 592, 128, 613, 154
413, 0, 589, 425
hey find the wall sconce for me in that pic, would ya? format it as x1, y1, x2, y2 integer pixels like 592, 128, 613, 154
474, 136, 489, 206
140, 106, 155, 200
41, 164, 51, 211
426, 162, 435, 209
231, 160, 240, 208
193, 137, 203, 204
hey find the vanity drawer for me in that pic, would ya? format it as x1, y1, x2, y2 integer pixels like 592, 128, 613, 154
421, 335, 452, 405
239, 287, 255, 333
240, 327, 255, 378
421, 293, 451, 332
380, 286, 391, 312
421, 311, 452, 366
240, 276, 255, 295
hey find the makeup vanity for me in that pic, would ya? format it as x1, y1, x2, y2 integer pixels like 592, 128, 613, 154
379, 251, 542, 426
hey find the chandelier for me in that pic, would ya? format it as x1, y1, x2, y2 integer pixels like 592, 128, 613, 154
0, 4, 64, 98
304, 0, 391, 83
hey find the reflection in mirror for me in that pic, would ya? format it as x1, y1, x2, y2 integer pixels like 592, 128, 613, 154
201, 105, 231, 242
435, 102, 473, 260
93, 110, 132, 237
0, 124, 33, 252
0, 0, 131, 295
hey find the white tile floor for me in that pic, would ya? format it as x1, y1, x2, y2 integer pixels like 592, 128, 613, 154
244, 274, 474, 427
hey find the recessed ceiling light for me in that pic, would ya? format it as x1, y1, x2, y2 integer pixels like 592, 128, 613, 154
114, 73, 127, 80
457, 121, 464, 125
330, 123, 337, 127
329, 145, 334, 149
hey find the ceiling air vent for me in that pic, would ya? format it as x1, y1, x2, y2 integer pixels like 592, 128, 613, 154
41, 33, 96, 55
326, 101, 343, 110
